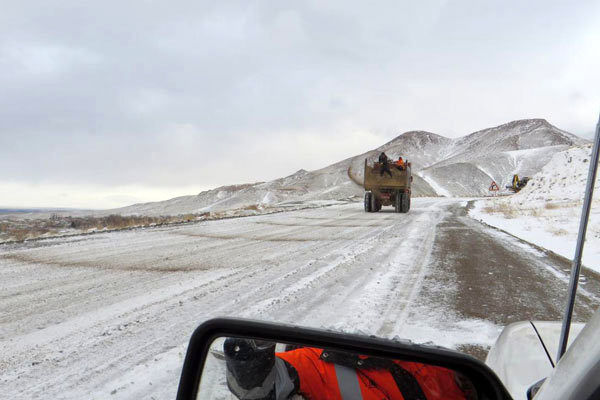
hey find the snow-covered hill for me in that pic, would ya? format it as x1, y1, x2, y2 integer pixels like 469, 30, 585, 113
419, 119, 587, 196
110, 119, 587, 216
507, 144, 598, 203
470, 144, 600, 273
112, 158, 364, 216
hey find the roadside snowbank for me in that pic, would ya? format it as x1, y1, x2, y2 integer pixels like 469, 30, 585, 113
469, 145, 600, 273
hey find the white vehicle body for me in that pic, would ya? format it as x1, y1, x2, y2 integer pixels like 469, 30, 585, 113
532, 307, 600, 399
486, 321, 585, 399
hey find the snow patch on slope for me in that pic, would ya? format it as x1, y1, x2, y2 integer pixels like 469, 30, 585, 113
470, 144, 600, 273
417, 173, 451, 197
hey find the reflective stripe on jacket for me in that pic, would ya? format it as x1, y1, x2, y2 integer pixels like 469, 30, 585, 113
276, 348, 467, 400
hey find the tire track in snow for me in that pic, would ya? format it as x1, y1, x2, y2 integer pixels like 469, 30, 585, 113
0, 200, 463, 399
2, 206, 390, 398
288, 202, 446, 335
0, 208, 368, 339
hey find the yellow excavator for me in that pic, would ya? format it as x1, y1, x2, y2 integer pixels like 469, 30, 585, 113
506, 174, 530, 192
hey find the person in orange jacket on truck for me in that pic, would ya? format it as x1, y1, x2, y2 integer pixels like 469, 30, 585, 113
396, 157, 406, 170
224, 338, 474, 400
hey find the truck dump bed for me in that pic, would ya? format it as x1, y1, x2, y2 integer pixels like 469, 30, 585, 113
363, 159, 411, 191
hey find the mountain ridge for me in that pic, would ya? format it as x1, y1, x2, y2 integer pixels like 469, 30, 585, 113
110, 119, 589, 216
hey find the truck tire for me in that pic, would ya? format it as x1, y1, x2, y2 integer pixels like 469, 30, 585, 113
371, 193, 379, 212
364, 192, 372, 212
394, 190, 402, 213
374, 199, 382, 212
401, 192, 410, 213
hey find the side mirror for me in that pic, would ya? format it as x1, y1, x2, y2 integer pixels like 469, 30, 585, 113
177, 318, 512, 400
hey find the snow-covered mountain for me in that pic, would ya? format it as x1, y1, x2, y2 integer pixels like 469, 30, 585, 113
111, 119, 588, 216
418, 119, 586, 196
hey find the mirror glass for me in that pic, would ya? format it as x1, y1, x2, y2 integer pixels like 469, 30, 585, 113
197, 336, 478, 400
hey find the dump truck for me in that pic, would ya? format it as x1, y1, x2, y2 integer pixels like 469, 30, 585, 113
363, 158, 412, 213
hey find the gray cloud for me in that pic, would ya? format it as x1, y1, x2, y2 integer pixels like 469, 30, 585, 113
1, 0, 599, 204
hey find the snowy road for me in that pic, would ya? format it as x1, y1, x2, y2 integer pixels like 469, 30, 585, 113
1, 198, 598, 399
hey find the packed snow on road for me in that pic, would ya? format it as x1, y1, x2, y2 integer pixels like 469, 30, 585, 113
2, 197, 599, 399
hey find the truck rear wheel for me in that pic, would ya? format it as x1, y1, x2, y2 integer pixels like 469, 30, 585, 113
374, 199, 382, 212
364, 192, 372, 212
400, 192, 410, 213
394, 190, 402, 213
371, 193, 380, 212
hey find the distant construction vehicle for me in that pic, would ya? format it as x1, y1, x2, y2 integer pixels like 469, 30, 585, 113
506, 174, 530, 192
363, 157, 412, 213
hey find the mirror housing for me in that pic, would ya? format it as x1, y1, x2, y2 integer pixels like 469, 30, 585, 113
177, 318, 512, 400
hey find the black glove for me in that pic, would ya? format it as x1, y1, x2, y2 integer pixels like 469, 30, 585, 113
224, 338, 276, 391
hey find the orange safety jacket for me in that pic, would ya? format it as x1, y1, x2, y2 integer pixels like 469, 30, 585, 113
396, 159, 405, 167
277, 348, 468, 400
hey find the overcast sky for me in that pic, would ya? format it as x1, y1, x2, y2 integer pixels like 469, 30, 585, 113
1, 1, 599, 209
